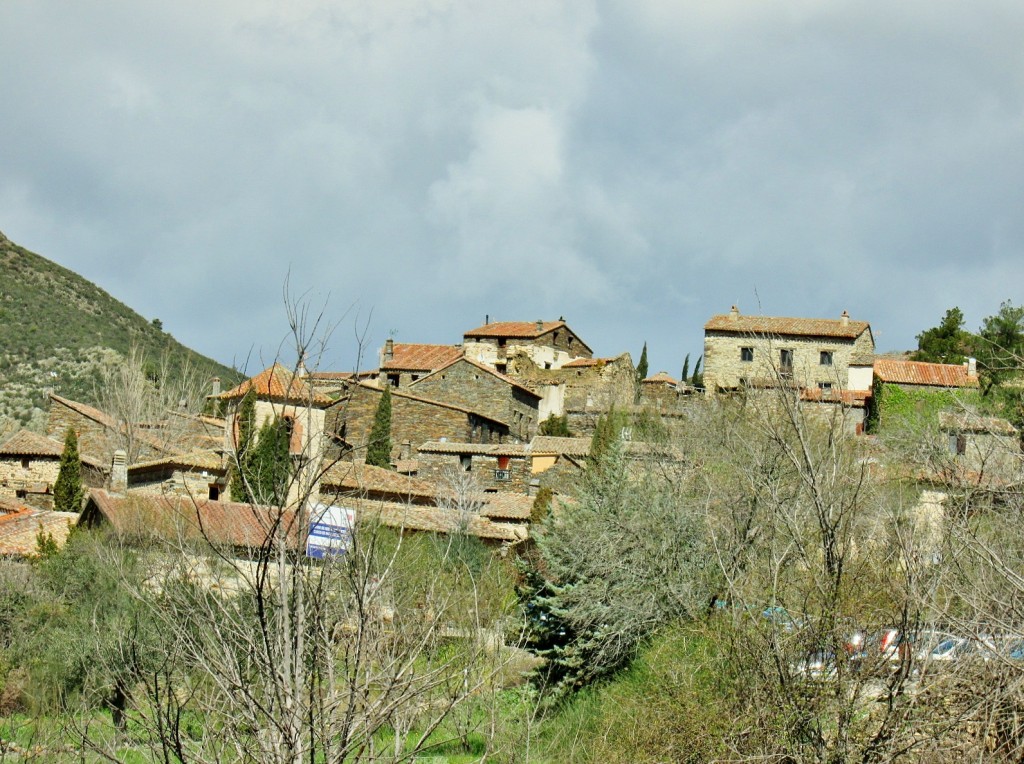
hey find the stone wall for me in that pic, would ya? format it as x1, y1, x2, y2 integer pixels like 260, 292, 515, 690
416, 451, 532, 493
128, 467, 221, 500
704, 330, 874, 394
327, 386, 511, 465
0, 456, 105, 510
47, 399, 117, 464
408, 360, 540, 440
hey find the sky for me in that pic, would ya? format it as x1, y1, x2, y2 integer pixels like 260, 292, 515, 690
2, 0, 1023, 377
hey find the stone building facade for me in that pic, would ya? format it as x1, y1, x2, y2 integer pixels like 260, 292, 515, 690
126, 450, 227, 501
416, 441, 532, 494
0, 429, 107, 509
407, 357, 541, 441
703, 307, 875, 395
326, 382, 513, 466
463, 320, 593, 373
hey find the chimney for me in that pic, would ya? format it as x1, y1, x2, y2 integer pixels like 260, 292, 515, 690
967, 357, 977, 377
485, 314, 490, 325
536, 319, 544, 333
111, 450, 128, 494
400, 441, 411, 460
383, 338, 394, 364
729, 305, 739, 321
840, 310, 850, 327
211, 376, 221, 396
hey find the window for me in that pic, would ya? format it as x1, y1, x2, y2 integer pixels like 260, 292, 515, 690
497, 455, 511, 470
410, 374, 419, 382
387, 373, 400, 387
818, 382, 833, 391
779, 349, 794, 373
20, 457, 29, 469
498, 338, 507, 348
460, 454, 472, 472
740, 347, 754, 362
208, 485, 220, 501
820, 351, 834, 366
948, 434, 966, 456
495, 364, 507, 374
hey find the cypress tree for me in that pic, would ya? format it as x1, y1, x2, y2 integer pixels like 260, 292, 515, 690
366, 385, 393, 469
636, 342, 649, 382
229, 389, 257, 502
247, 417, 292, 504
681, 353, 690, 385
691, 355, 703, 389
53, 428, 85, 512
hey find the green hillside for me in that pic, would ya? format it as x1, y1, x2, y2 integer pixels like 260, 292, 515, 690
0, 230, 239, 430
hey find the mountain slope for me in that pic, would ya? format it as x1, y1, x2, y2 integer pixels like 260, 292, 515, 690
0, 230, 239, 430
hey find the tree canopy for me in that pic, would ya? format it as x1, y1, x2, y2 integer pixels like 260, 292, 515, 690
366, 385, 393, 469
52, 427, 84, 513
912, 307, 971, 364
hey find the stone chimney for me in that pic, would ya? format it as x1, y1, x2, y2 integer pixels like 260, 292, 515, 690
382, 338, 395, 366
729, 305, 739, 321
111, 450, 128, 494
840, 310, 850, 327
967, 357, 977, 377
536, 319, 544, 333
211, 376, 221, 396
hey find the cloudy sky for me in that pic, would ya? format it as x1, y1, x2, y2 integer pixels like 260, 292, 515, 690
2, 1, 1022, 376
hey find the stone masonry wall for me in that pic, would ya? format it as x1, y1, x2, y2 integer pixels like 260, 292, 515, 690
416, 451, 532, 493
704, 330, 874, 394
408, 361, 539, 440
47, 400, 116, 464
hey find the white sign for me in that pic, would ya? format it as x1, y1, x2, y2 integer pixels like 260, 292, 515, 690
306, 503, 355, 559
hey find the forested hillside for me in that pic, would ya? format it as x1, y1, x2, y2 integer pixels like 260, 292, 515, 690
0, 231, 238, 431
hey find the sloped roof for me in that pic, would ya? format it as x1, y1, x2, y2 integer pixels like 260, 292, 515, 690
562, 357, 613, 369
531, 436, 592, 457
381, 343, 463, 371
411, 356, 541, 400
478, 493, 534, 521
129, 449, 226, 473
643, 371, 679, 386
873, 359, 979, 388
0, 507, 78, 557
320, 461, 437, 497
83, 489, 303, 549
799, 388, 872, 406
219, 364, 333, 406
0, 430, 107, 469
704, 311, 870, 340
344, 496, 528, 542
333, 381, 511, 428
417, 441, 530, 457
49, 393, 117, 428
464, 320, 566, 339
938, 411, 1017, 435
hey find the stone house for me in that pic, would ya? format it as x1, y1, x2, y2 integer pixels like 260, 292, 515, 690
703, 307, 875, 396
127, 449, 227, 501
416, 441, 532, 493
0, 498, 78, 557
0, 429, 107, 509
938, 411, 1020, 485
640, 371, 688, 410
318, 460, 438, 506
463, 319, 592, 374
407, 356, 541, 441
217, 364, 334, 505
326, 381, 513, 466
378, 341, 464, 389
46, 393, 180, 465
873, 358, 980, 393
798, 388, 872, 435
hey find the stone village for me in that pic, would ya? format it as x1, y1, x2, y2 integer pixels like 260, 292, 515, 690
0, 308, 1005, 555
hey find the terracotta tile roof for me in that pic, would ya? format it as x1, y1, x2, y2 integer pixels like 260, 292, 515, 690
0, 507, 78, 557
464, 320, 566, 339
335, 382, 512, 428
83, 489, 304, 549
478, 493, 534, 521
562, 357, 614, 369
344, 496, 528, 542
219, 364, 333, 406
320, 461, 437, 497
799, 388, 871, 406
530, 436, 592, 457
0, 430, 106, 469
381, 344, 463, 371
643, 371, 679, 386
704, 311, 870, 340
129, 449, 226, 473
49, 393, 117, 428
873, 359, 979, 388
417, 441, 530, 456
411, 356, 541, 400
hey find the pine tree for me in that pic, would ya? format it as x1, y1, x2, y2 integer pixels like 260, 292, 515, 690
53, 427, 85, 512
681, 353, 690, 386
229, 389, 257, 502
366, 385, 393, 469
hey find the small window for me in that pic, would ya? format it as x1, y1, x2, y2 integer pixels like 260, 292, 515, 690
460, 454, 472, 472
15, 489, 26, 499
818, 382, 833, 391
387, 373, 400, 387
20, 457, 30, 469
949, 434, 967, 456
741, 347, 754, 362
497, 455, 511, 470
495, 364, 507, 374
820, 351, 834, 366
410, 374, 419, 382
780, 349, 794, 372
544, 362, 552, 370
498, 338, 507, 348
208, 485, 220, 501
